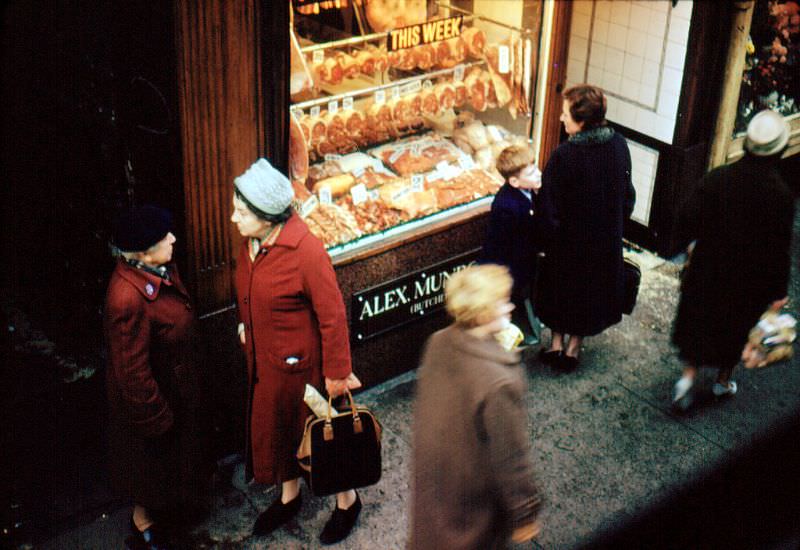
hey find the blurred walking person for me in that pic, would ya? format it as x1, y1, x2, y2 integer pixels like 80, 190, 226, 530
410, 264, 542, 550
671, 110, 795, 411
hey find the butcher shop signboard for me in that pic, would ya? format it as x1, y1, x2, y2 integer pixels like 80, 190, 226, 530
351, 248, 479, 341
387, 15, 463, 52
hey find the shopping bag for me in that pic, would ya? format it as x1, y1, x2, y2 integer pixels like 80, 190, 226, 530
621, 257, 641, 315
742, 311, 796, 369
297, 389, 382, 496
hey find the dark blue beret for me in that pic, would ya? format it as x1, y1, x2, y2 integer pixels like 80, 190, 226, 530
112, 205, 173, 252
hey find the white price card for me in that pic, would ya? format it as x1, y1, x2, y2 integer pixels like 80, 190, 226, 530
369, 189, 380, 201
312, 50, 324, 64
352, 166, 366, 178
498, 45, 510, 74
324, 153, 342, 161
423, 79, 433, 90
453, 64, 465, 82
350, 183, 368, 205
319, 187, 333, 205
343, 96, 354, 111
374, 89, 386, 104
458, 155, 476, 170
327, 100, 338, 115
411, 174, 425, 192
436, 160, 450, 172
310, 105, 321, 118
391, 186, 412, 202
391, 86, 401, 100
300, 195, 319, 218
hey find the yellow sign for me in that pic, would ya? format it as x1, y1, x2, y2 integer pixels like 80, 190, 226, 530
387, 16, 463, 52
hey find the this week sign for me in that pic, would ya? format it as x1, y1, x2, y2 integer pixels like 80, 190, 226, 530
387, 15, 464, 52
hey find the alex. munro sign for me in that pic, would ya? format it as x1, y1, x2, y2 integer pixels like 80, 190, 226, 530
351, 249, 479, 342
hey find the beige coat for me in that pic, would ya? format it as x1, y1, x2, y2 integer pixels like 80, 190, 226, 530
410, 325, 542, 550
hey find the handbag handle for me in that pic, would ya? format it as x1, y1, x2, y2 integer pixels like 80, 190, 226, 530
324, 388, 363, 441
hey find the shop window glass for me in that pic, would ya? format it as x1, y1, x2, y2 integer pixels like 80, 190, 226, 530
736, 0, 800, 134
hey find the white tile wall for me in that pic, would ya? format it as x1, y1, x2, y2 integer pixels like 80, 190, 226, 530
564, 0, 694, 145
627, 140, 659, 226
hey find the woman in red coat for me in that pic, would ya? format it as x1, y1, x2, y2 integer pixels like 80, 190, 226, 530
231, 158, 362, 545
105, 205, 209, 550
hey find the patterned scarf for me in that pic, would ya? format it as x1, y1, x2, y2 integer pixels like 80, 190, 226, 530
568, 125, 615, 145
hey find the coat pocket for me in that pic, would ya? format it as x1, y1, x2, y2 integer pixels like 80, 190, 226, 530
262, 347, 312, 373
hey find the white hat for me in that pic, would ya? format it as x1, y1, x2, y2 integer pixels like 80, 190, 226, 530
745, 110, 789, 157
234, 158, 295, 215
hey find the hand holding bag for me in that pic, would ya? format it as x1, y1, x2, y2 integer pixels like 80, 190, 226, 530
297, 389, 382, 496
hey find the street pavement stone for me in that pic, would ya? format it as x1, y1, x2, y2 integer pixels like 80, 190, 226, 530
38, 219, 800, 549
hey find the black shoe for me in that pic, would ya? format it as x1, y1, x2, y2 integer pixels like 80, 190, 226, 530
319, 492, 362, 545
253, 493, 302, 537
538, 349, 562, 365
556, 354, 579, 372
125, 519, 173, 550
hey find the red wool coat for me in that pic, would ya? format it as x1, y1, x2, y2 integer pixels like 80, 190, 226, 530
235, 214, 352, 484
105, 260, 208, 509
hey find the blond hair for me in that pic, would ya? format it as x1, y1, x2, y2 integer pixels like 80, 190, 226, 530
445, 264, 512, 328
496, 145, 535, 181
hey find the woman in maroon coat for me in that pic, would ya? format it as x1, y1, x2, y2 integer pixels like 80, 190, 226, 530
105, 205, 209, 550
231, 158, 362, 545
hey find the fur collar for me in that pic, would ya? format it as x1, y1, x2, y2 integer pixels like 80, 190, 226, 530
568, 125, 615, 145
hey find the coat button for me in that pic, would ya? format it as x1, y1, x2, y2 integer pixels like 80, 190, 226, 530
529, 209, 534, 216
244, 296, 249, 304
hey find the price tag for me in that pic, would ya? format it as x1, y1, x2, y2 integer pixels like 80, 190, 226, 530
423, 79, 433, 90
391, 186, 412, 202
498, 45, 510, 74
324, 153, 342, 162
372, 158, 384, 171
369, 189, 380, 201
300, 195, 319, 218
327, 100, 338, 115
453, 64, 465, 82
312, 50, 324, 64
403, 80, 422, 95
310, 105, 321, 118
426, 170, 443, 182
352, 166, 366, 178
350, 183, 368, 205
487, 125, 504, 142
374, 89, 386, 105
343, 96, 354, 110
391, 86, 401, 100
436, 160, 450, 172
411, 174, 425, 192
319, 187, 332, 205
458, 155, 476, 170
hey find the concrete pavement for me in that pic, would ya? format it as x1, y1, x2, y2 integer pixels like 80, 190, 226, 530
39, 222, 800, 549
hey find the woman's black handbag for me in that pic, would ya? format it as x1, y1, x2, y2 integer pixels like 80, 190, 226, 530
622, 258, 641, 315
297, 389, 382, 496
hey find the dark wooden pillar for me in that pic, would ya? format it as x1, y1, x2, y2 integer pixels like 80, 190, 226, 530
537, 0, 572, 167
175, 0, 265, 313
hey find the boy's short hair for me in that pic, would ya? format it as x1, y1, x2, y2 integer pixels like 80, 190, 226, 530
445, 264, 512, 328
496, 145, 536, 181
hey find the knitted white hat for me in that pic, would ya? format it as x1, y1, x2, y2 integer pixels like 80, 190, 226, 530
234, 158, 294, 215
745, 110, 789, 157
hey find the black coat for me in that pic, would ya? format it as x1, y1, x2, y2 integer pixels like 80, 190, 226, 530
535, 128, 636, 336
481, 182, 539, 307
672, 155, 795, 367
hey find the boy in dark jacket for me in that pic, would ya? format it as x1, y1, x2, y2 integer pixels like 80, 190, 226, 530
481, 145, 543, 345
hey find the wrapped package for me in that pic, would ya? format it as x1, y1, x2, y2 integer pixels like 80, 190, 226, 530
304, 384, 339, 418
495, 322, 523, 351
742, 311, 796, 368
